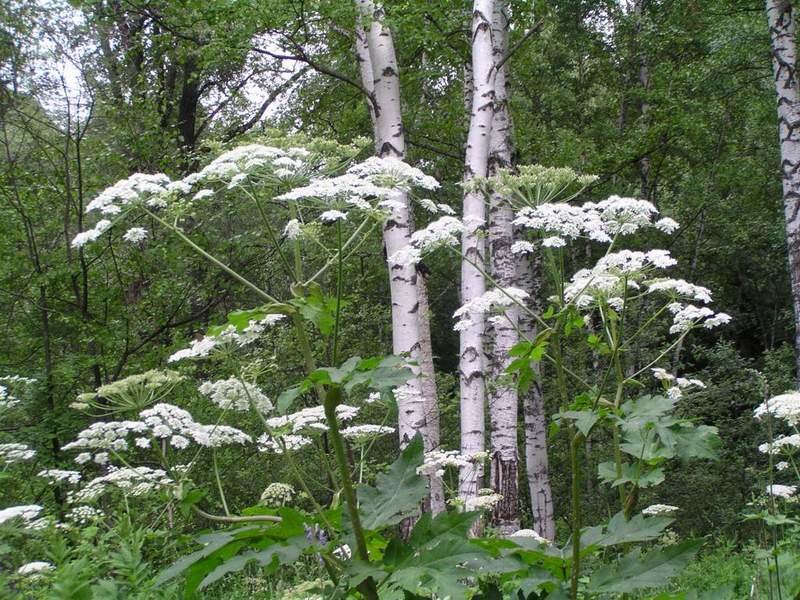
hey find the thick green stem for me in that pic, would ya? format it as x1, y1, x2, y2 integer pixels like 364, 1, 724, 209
324, 385, 378, 600
570, 430, 583, 600
192, 505, 281, 523
212, 449, 230, 516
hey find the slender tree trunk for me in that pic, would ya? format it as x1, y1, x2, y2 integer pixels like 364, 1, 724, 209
516, 244, 555, 540
459, 0, 496, 502
634, 0, 651, 199
486, 0, 519, 533
766, 0, 800, 384
354, 1, 443, 513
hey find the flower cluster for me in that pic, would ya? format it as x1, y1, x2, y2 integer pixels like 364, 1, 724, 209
260, 482, 295, 506
198, 378, 272, 413
167, 316, 286, 363
417, 449, 473, 478
65, 505, 105, 525
17, 561, 54, 577
0, 442, 36, 463
766, 484, 797, 499
266, 404, 360, 435
69, 467, 173, 503
641, 504, 680, 516
758, 434, 800, 455
652, 369, 706, 400
508, 529, 550, 545
389, 216, 465, 267
754, 392, 800, 427
0, 504, 42, 526
488, 165, 597, 205
464, 489, 504, 512
37, 469, 82, 485
64, 403, 251, 465
340, 424, 395, 443
346, 156, 440, 191
513, 196, 669, 247
185, 144, 306, 187
453, 287, 529, 332
256, 433, 313, 454
667, 303, 731, 334
75, 369, 184, 414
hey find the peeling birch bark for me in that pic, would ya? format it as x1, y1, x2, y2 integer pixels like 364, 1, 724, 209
516, 243, 555, 540
766, 0, 800, 383
354, 1, 444, 513
459, 0, 496, 502
486, 0, 519, 534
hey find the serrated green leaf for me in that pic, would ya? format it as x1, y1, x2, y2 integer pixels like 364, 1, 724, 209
359, 435, 427, 530
587, 540, 701, 593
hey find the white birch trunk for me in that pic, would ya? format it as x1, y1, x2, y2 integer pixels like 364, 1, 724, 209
486, 0, 519, 533
355, 1, 444, 513
459, 0, 496, 501
767, 0, 800, 383
516, 243, 555, 540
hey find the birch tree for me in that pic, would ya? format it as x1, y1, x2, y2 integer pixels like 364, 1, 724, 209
459, 0, 496, 501
486, 0, 520, 533
354, 0, 444, 512
766, 0, 800, 383
516, 250, 556, 540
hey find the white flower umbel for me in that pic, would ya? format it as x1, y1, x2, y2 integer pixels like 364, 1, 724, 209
766, 484, 797, 499
275, 173, 389, 203
260, 482, 295, 506
198, 378, 272, 413
388, 216, 465, 267
758, 433, 800, 455
453, 287, 528, 331
17, 561, 54, 576
319, 209, 348, 223
668, 304, 731, 334
754, 392, 800, 426
340, 424, 395, 443
0, 442, 36, 463
283, 219, 302, 240
65, 505, 104, 525
346, 156, 440, 191
508, 529, 550, 545
265, 404, 360, 435
0, 504, 42, 525
464, 490, 503, 511
256, 433, 313, 454
167, 336, 218, 362
512, 196, 672, 244
70, 467, 173, 503
417, 449, 472, 478
85, 173, 171, 215
122, 227, 148, 244
37, 469, 82, 485
641, 504, 679, 516
71, 219, 112, 248
646, 279, 713, 304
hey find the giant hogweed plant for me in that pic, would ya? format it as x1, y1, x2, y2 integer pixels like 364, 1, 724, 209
1, 143, 729, 599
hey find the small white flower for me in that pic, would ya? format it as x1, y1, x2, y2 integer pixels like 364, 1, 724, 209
655, 217, 680, 234
122, 227, 148, 243
319, 210, 347, 223
508, 529, 550, 544
193, 189, 214, 201
283, 219, 302, 240
642, 504, 679, 516
542, 236, 566, 248
766, 484, 796, 499
17, 561, 54, 576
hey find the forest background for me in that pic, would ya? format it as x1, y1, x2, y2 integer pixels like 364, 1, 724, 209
0, 0, 797, 598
